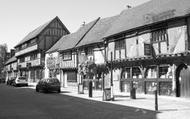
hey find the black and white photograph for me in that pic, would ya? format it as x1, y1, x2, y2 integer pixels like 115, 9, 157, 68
0, 0, 190, 119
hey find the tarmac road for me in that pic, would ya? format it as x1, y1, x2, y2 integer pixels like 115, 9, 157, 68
0, 84, 156, 119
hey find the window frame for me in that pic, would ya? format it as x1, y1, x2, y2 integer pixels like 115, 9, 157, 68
62, 51, 72, 61
151, 29, 168, 54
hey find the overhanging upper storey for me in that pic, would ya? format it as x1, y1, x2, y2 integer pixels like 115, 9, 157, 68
15, 16, 70, 57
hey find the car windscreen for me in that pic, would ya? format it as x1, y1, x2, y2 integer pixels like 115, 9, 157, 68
48, 78, 59, 83
18, 77, 26, 80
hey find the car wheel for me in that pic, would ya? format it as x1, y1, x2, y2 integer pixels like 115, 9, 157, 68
43, 89, 48, 93
58, 89, 61, 93
36, 88, 39, 92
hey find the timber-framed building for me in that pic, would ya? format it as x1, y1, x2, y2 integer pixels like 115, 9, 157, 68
104, 0, 190, 98
14, 17, 70, 83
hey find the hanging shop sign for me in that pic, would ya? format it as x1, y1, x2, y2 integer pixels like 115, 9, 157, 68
46, 56, 56, 69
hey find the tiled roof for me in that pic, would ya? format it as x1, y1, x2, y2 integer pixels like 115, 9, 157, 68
104, 0, 190, 38
47, 18, 100, 53
76, 15, 119, 48
5, 56, 17, 65
15, 16, 69, 48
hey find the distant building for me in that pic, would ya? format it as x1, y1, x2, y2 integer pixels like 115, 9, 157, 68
5, 56, 17, 81
14, 16, 70, 83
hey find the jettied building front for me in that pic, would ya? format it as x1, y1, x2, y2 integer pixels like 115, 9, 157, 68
103, 0, 190, 98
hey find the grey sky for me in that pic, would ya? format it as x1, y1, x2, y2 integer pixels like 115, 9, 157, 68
0, 0, 150, 51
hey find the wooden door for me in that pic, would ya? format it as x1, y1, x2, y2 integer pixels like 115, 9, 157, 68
179, 67, 190, 98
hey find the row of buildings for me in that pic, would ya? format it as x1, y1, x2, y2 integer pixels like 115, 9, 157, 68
5, 0, 190, 98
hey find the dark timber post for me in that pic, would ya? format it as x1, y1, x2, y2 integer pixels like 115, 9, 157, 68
155, 65, 159, 111
110, 52, 114, 101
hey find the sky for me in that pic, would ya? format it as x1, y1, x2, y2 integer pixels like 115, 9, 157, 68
0, 0, 150, 51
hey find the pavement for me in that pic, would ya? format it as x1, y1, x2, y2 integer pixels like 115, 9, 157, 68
28, 83, 190, 119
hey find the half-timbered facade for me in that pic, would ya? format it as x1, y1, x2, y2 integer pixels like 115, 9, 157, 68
14, 17, 69, 83
76, 16, 118, 90
104, 0, 190, 98
5, 56, 18, 81
46, 18, 100, 87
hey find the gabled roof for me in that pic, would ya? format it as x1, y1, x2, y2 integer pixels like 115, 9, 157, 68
15, 16, 69, 48
76, 15, 119, 48
47, 18, 100, 53
5, 56, 17, 65
104, 0, 190, 38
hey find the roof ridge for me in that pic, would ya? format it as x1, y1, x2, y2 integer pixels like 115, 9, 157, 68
14, 16, 58, 48
74, 17, 101, 48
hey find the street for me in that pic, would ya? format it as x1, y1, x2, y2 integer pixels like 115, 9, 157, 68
0, 84, 156, 119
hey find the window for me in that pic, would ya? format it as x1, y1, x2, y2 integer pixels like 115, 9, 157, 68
86, 48, 93, 56
31, 53, 37, 60
67, 72, 77, 82
159, 66, 172, 78
152, 29, 168, 42
132, 67, 142, 78
62, 51, 72, 60
121, 68, 130, 79
152, 29, 168, 54
115, 39, 125, 50
115, 39, 126, 59
30, 39, 36, 45
144, 43, 151, 55
145, 66, 157, 78
19, 57, 25, 63
21, 43, 27, 49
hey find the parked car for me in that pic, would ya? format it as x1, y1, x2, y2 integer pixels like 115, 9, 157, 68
6, 77, 16, 85
12, 76, 28, 87
0, 77, 5, 83
36, 78, 61, 93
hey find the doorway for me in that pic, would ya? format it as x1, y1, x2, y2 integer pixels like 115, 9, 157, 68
176, 64, 190, 98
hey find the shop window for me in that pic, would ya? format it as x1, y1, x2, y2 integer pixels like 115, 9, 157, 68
159, 66, 172, 78
132, 67, 142, 78
62, 51, 72, 60
146, 66, 157, 78
121, 68, 130, 79
67, 72, 77, 82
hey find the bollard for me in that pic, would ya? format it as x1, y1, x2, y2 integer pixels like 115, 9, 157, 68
130, 87, 136, 99
89, 81, 92, 97
155, 90, 158, 111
